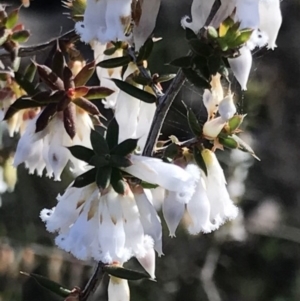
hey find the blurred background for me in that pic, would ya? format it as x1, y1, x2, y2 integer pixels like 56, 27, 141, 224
1, 0, 300, 300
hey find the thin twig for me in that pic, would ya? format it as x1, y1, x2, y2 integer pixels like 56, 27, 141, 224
142, 0, 222, 157
0, 29, 78, 59
80, 262, 105, 301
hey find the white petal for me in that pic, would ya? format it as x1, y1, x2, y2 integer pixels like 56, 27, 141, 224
162, 191, 185, 237
108, 277, 130, 301
203, 116, 227, 139
124, 155, 192, 192
228, 46, 252, 90
218, 94, 236, 121
235, 0, 260, 29
137, 240, 156, 279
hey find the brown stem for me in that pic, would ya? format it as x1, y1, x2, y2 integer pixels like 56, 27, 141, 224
80, 262, 105, 301
0, 29, 78, 59
142, 0, 222, 157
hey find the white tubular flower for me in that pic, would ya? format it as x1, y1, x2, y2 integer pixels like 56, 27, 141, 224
134, 189, 163, 256
181, 0, 215, 33
218, 94, 236, 121
108, 276, 130, 301
259, 0, 282, 49
186, 168, 217, 234
228, 46, 252, 90
133, 0, 161, 51
75, 0, 106, 44
14, 110, 93, 180
203, 116, 227, 139
202, 149, 238, 225
97, 0, 132, 43
235, 0, 260, 29
41, 183, 155, 263
123, 155, 193, 193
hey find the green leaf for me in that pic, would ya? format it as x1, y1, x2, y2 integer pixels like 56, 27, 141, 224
68, 145, 94, 162
193, 146, 207, 176
185, 28, 198, 40
24, 61, 37, 82
156, 74, 177, 83
104, 47, 117, 56
96, 166, 112, 189
14, 71, 38, 95
84, 86, 114, 100
231, 134, 260, 160
90, 129, 110, 155
207, 55, 223, 75
11, 30, 30, 43
73, 97, 100, 115
73, 168, 97, 188
140, 181, 159, 189
3, 97, 38, 120
52, 48, 65, 80
5, 8, 19, 29
132, 75, 152, 86
231, 29, 253, 48
20, 272, 71, 298
36, 103, 57, 133
169, 56, 192, 68
183, 102, 202, 136
103, 265, 151, 281
106, 118, 119, 151
110, 168, 126, 194
188, 39, 212, 57
110, 155, 132, 168
111, 78, 156, 103
182, 68, 211, 89
227, 114, 245, 133
111, 139, 138, 156
74, 60, 95, 87
36, 63, 64, 90
192, 56, 210, 80
219, 136, 238, 149
137, 37, 154, 62
97, 55, 131, 68
89, 155, 110, 167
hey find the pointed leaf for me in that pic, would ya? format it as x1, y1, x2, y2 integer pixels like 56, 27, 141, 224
183, 102, 202, 136
207, 55, 223, 75
137, 37, 154, 62
63, 104, 76, 139
68, 145, 94, 162
32, 90, 65, 104
110, 155, 132, 168
96, 166, 112, 189
219, 136, 238, 149
192, 56, 210, 80
11, 30, 30, 43
84, 86, 114, 100
106, 118, 119, 151
20, 272, 71, 298
14, 71, 38, 95
103, 47, 117, 56
111, 78, 156, 103
103, 265, 150, 281
169, 56, 192, 68
97, 55, 131, 68
110, 168, 126, 194
163, 143, 180, 159
231, 134, 260, 160
182, 68, 211, 89
36, 103, 57, 133
207, 26, 218, 39
5, 8, 19, 29
63, 66, 74, 90
193, 146, 207, 176
157, 74, 177, 83
90, 129, 109, 155
132, 75, 152, 86
74, 60, 95, 86
89, 155, 110, 167
188, 39, 212, 57
228, 115, 245, 133
24, 61, 37, 82
140, 181, 159, 189
4, 97, 41, 120
111, 139, 138, 156
73, 168, 97, 187
36, 63, 64, 90
73, 97, 100, 115
52, 48, 65, 79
